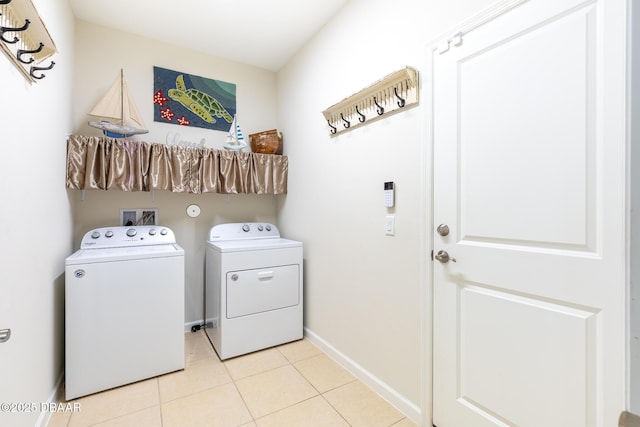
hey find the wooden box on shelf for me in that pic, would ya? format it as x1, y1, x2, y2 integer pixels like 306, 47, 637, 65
249, 129, 283, 155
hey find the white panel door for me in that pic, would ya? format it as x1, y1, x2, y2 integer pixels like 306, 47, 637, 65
431, 0, 627, 426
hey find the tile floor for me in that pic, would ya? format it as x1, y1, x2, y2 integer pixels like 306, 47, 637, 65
47, 331, 418, 427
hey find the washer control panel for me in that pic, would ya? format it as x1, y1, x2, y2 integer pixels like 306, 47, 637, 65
208, 223, 279, 242
80, 226, 176, 248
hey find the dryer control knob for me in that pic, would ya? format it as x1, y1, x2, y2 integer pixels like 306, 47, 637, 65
258, 225, 264, 231
148, 229, 157, 236
126, 228, 137, 237
160, 229, 168, 235
265, 225, 272, 231
91, 231, 101, 239
105, 230, 114, 238
242, 224, 250, 232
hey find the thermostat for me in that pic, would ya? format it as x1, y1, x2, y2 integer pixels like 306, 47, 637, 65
384, 182, 395, 208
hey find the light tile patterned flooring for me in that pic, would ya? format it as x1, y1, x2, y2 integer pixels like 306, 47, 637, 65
48, 331, 418, 427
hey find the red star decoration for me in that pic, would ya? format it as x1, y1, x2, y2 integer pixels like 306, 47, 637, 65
161, 108, 175, 121
177, 116, 190, 126
153, 90, 169, 107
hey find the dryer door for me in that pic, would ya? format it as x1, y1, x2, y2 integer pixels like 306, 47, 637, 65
226, 265, 300, 318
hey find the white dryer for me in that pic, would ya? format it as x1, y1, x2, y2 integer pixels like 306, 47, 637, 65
205, 223, 303, 360
65, 226, 185, 400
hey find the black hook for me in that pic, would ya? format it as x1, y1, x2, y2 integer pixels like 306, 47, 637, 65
17, 42, 44, 64
327, 119, 337, 135
373, 96, 384, 115
340, 113, 351, 129
0, 0, 12, 4
394, 87, 406, 108
0, 19, 30, 44
355, 105, 366, 123
30, 60, 55, 80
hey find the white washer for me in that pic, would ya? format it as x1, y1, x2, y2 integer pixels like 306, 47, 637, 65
205, 223, 303, 360
65, 226, 185, 400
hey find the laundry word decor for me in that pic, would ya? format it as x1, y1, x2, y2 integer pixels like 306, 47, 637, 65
153, 66, 236, 132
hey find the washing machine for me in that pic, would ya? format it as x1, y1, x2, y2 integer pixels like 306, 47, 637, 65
65, 226, 185, 400
205, 223, 303, 360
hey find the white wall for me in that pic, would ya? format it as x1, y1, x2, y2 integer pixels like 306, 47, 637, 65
0, 1, 75, 426
72, 21, 281, 325
276, 0, 494, 421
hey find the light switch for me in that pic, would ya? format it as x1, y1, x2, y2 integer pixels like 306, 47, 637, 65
385, 215, 395, 236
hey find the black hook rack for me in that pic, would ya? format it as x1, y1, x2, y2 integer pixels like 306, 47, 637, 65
340, 113, 351, 129
394, 87, 406, 108
355, 105, 366, 123
17, 42, 43, 64
373, 96, 384, 116
30, 60, 54, 79
327, 120, 337, 135
0, 18, 30, 44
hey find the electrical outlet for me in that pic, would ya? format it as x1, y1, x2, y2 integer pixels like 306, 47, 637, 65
120, 208, 158, 226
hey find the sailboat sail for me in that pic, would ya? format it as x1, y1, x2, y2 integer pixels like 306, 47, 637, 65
224, 115, 247, 151
88, 70, 148, 138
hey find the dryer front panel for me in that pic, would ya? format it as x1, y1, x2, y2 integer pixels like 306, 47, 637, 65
226, 264, 300, 318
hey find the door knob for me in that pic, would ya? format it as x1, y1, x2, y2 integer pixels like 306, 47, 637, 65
435, 250, 456, 263
436, 224, 450, 236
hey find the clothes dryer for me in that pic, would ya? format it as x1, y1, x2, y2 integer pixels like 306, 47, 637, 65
205, 223, 303, 359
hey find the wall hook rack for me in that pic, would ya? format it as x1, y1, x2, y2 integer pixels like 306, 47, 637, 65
0, 0, 56, 83
322, 66, 418, 137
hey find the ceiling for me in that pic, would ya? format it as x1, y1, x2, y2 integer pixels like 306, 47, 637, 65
68, 0, 349, 71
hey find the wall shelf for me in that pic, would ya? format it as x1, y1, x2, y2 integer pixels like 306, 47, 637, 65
322, 66, 419, 136
66, 135, 289, 195
0, 0, 56, 82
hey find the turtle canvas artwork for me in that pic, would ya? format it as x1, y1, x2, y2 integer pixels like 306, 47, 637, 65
153, 66, 236, 131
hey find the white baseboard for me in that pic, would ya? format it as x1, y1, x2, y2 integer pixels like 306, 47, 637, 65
304, 327, 421, 424
35, 371, 64, 427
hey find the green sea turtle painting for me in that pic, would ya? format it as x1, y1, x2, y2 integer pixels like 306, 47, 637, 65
168, 74, 233, 124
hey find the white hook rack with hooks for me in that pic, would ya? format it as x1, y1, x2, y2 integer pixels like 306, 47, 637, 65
0, 0, 56, 82
322, 66, 419, 137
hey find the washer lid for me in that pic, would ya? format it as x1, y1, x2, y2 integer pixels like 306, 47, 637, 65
65, 243, 184, 265
79, 226, 177, 249
208, 238, 302, 252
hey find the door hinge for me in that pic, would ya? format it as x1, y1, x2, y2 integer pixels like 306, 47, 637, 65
431, 250, 434, 261
451, 31, 463, 47
437, 32, 463, 55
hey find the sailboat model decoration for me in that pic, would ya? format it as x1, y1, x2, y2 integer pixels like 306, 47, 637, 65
88, 69, 149, 138
223, 114, 247, 151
